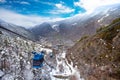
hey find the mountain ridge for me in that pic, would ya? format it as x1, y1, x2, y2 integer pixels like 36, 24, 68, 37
66, 18, 120, 80
30, 3, 120, 45
0, 19, 36, 41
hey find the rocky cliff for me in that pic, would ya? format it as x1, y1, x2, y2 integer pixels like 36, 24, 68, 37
67, 18, 120, 80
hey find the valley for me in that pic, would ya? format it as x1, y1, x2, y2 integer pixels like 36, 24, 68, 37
0, 2, 120, 80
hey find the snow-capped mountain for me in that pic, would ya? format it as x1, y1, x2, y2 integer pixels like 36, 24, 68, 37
30, 3, 120, 43
30, 22, 56, 37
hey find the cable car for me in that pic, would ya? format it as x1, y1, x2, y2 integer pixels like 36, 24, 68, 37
32, 51, 44, 68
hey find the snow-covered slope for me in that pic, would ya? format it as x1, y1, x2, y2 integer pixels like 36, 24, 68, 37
51, 51, 84, 80
0, 34, 42, 80
0, 32, 83, 80
0, 19, 36, 41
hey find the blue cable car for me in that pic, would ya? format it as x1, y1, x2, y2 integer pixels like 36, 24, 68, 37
32, 51, 44, 68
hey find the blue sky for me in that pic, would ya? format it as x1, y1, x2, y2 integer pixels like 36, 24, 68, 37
0, 0, 120, 27
0, 0, 86, 17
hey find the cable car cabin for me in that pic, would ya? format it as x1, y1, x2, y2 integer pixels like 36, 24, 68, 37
32, 52, 44, 68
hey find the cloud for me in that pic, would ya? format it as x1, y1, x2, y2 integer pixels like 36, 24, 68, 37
50, 3, 74, 14
20, 1, 30, 5
39, 1, 54, 5
32, 1, 74, 14
0, 9, 65, 28
39, 1, 74, 14
74, 0, 120, 12
0, 0, 6, 3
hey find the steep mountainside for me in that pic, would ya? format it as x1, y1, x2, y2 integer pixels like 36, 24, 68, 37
66, 18, 120, 80
0, 30, 82, 80
0, 19, 36, 41
0, 32, 57, 80
0, 33, 40, 80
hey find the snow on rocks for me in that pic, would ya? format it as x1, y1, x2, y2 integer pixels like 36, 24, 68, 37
0, 70, 4, 77
0, 35, 58, 80
0, 35, 39, 79
1, 74, 14, 80
41, 48, 52, 54
50, 51, 84, 80
23, 69, 34, 80
0, 34, 84, 80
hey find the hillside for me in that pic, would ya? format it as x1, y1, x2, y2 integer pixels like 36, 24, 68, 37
0, 31, 82, 80
0, 33, 40, 80
0, 33, 57, 80
66, 18, 120, 80
0, 19, 36, 41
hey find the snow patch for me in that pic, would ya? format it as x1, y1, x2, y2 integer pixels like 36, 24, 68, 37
23, 69, 34, 80
50, 51, 84, 80
40, 48, 52, 54
61, 52, 66, 59
2, 74, 14, 80
0, 70, 4, 77
51, 24, 60, 32
98, 14, 109, 22
72, 23, 77, 26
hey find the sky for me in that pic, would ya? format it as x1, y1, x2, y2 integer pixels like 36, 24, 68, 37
0, 0, 120, 28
